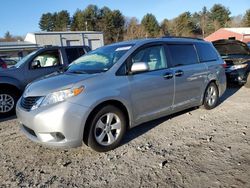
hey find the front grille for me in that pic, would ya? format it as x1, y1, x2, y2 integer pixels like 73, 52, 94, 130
20, 96, 42, 111
23, 125, 37, 137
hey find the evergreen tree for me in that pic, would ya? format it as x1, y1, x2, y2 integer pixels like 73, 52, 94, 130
160, 19, 171, 36
243, 9, 250, 27
71, 9, 85, 31
173, 12, 195, 36
209, 4, 231, 31
54, 10, 70, 31
39, 13, 55, 31
141, 13, 160, 37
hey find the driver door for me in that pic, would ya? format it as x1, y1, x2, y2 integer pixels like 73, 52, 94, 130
128, 44, 175, 124
25, 50, 62, 84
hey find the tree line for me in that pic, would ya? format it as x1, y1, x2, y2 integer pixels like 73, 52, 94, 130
0, 31, 23, 42
1, 4, 249, 44
39, 4, 250, 44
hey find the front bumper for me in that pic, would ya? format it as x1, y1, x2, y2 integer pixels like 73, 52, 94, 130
16, 99, 91, 148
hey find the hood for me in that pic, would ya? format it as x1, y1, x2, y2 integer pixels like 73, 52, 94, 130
24, 72, 98, 97
0, 66, 18, 75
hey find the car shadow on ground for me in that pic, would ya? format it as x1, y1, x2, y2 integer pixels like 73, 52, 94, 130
0, 115, 17, 123
218, 85, 242, 106
122, 85, 242, 146
121, 107, 197, 146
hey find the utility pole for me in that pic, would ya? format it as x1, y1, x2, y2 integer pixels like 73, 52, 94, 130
85, 21, 88, 31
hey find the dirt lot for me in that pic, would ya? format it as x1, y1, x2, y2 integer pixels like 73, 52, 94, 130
0, 86, 249, 188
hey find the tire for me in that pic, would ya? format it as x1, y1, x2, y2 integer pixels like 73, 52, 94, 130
0, 89, 19, 118
203, 82, 219, 110
244, 73, 250, 88
87, 105, 127, 152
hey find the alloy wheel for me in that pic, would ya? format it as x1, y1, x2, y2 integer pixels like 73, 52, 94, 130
206, 85, 217, 107
0, 94, 15, 113
94, 113, 122, 146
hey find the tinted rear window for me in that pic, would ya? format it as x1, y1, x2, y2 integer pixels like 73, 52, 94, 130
168, 44, 198, 66
213, 42, 250, 56
66, 48, 86, 63
196, 43, 218, 62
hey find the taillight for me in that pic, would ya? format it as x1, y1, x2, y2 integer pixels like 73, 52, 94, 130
1, 63, 7, 69
222, 61, 227, 68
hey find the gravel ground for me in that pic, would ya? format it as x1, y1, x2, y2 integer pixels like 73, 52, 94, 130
0, 86, 249, 188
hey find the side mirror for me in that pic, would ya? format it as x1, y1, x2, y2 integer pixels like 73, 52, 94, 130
131, 62, 149, 74
31, 60, 41, 69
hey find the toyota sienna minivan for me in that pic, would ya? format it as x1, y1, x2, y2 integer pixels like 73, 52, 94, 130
16, 37, 226, 152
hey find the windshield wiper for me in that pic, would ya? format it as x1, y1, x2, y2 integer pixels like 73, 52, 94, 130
67, 70, 88, 74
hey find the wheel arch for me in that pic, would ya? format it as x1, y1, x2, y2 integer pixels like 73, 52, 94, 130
0, 83, 22, 96
82, 99, 131, 145
202, 79, 218, 105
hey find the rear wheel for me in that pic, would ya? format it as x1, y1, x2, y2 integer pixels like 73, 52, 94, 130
87, 105, 127, 152
0, 89, 19, 118
203, 82, 219, 110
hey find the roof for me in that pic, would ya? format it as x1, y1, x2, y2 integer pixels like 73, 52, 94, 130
0, 41, 38, 51
107, 37, 206, 47
28, 31, 103, 35
224, 27, 250, 35
0, 41, 36, 47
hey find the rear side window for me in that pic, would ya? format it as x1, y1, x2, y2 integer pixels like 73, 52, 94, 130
65, 48, 86, 63
168, 44, 198, 66
196, 43, 218, 62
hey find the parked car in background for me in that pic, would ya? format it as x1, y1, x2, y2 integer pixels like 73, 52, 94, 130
213, 39, 250, 86
16, 37, 226, 152
0, 56, 17, 68
0, 45, 91, 117
0, 57, 7, 69
247, 42, 250, 49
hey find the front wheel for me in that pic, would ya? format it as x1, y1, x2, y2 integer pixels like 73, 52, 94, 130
0, 89, 19, 118
203, 82, 219, 110
87, 105, 127, 152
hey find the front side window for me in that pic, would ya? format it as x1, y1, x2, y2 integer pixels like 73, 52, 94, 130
31, 50, 61, 69
66, 44, 132, 74
131, 45, 168, 71
14, 50, 38, 68
168, 44, 198, 67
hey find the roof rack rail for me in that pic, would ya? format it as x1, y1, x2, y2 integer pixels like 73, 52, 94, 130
162, 36, 204, 41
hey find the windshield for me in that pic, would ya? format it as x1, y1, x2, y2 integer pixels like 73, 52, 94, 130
14, 50, 38, 68
214, 43, 250, 56
66, 44, 132, 74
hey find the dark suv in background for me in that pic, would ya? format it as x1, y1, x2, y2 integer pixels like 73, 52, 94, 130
0, 45, 91, 117
213, 39, 250, 86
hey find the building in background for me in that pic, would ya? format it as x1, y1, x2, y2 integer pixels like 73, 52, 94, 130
0, 31, 104, 59
205, 27, 250, 43
25, 31, 104, 50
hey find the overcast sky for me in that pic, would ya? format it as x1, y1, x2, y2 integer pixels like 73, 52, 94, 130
0, 0, 249, 37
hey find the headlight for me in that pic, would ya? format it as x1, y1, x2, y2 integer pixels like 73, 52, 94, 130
228, 64, 248, 71
31, 86, 84, 110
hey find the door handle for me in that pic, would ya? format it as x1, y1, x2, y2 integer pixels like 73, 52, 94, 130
175, 70, 184, 77
163, 72, 173, 79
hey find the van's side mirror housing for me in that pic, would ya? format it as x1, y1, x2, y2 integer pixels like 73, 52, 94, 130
130, 62, 149, 74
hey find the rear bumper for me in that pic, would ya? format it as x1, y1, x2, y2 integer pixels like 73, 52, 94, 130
226, 69, 248, 84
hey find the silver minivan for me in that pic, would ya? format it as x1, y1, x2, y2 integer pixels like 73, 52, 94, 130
16, 38, 226, 152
